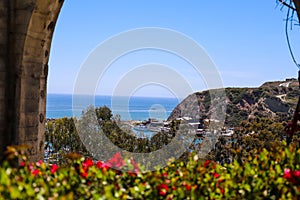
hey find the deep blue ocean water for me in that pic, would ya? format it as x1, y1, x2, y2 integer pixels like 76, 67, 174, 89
46, 94, 179, 121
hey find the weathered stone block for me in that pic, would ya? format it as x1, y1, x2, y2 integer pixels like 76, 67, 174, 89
15, 10, 32, 27
23, 127, 39, 141
22, 62, 44, 77
14, 0, 36, 10
22, 99, 40, 113
28, 12, 48, 35
20, 77, 41, 99
18, 112, 39, 128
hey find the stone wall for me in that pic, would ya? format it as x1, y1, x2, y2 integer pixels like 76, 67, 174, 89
0, 0, 8, 160
0, 0, 63, 161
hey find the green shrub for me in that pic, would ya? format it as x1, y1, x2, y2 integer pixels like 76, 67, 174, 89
0, 143, 300, 199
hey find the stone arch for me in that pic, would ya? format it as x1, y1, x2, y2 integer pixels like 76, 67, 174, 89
0, 0, 63, 161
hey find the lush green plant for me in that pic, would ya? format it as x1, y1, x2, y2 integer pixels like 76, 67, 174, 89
45, 106, 186, 162
95, 106, 113, 122
207, 117, 291, 164
1, 143, 300, 199
45, 117, 88, 164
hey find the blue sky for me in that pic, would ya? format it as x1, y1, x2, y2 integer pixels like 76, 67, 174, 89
48, 0, 300, 97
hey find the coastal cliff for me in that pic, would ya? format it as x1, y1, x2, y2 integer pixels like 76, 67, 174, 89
168, 79, 299, 127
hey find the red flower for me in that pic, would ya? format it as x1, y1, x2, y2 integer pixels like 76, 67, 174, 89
162, 172, 168, 177
16, 176, 22, 182
213, 172, 220, 178
157, 183, 169, 196
220, 188, 225, 195
31, 169, 40, 176
83, 158, 94, 168
96, 161, 110, 171
283, 168, 300, 184
185, 184, 192, 191
128, 172, 136, 177
106, 152, 125, 168
216, 178, 225, 195
96, 160, 103, 168
294, 170, 300, 178
80, 171, 88, 178
284, 169, 292, 179
218, 178, 224, 183
204, 160, 210, 168
51, 164, 59, 174
20, 161, 26, 167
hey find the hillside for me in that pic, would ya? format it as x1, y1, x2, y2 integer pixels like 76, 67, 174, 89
168, 78, 300, 127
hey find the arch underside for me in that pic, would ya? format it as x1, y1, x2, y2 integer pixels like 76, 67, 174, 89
0, 0, 63, 161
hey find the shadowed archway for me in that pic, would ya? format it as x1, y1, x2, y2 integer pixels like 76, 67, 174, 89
0, 0, 63, 161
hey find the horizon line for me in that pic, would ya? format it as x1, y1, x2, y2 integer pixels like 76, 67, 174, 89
47, 92, 182, 99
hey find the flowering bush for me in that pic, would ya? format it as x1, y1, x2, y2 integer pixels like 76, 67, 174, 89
0, 143, 300, 199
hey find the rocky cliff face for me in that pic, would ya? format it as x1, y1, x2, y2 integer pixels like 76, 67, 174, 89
168, 79, 299, 127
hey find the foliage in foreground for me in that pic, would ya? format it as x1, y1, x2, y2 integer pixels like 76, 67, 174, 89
1, 144, 300, 199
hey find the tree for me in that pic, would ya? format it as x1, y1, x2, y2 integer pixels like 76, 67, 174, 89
279, 1, 300, 22
292, 0, 300, 22
45, 117, 87, 163
95, 106, 113, 121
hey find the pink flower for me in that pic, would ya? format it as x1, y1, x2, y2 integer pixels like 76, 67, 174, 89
157, 183, 169, 196
35, 160, 43, 167
50, 164, 59, 174
106, 152, 125, 168
102, 163, 111, 170
96, 161, 110, 170
130, 158, 139, 174
28, 164, 34, 171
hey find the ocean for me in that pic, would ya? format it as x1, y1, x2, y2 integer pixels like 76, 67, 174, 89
46, 94, 180, 121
